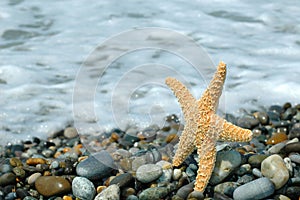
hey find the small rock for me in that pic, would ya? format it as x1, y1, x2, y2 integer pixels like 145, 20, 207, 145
253, 112, 269, 125
136, 164, 163, 183
237, 116, 260, 129
72, 177, 96, 200
235, 164, 251, 176
138, 187, 168, 200
131, 156, 147, 171
289, 153, 300, 164
76, 151, 114, 180
187, 190, 204, 200
12, 167, 26, 178
284, 157, 294, 175
268, 142, 285, 154
233, 177, 275, 200
284, 142, 300, 153
16, 188, 30, 199
210, 150, 242, 185
35, 176, 71, 197
156, 161, 173, 183
248, 154, 268, 168
214, 182, 239, 197
266, 132, 288, 145
252, 168, 262, 177
64, 127, 78, 138
109, 173, 133, 188
26, 158, 46, 165
261, 154, 289, 189
176, 182, 194, 199
286, 186, 300, 200
9, 157, 23, 167
94, 184, 120, 200
126, 195, 139, 200
173, 168, 182, 180
27, 172, 42, 185
0, 172, 16, 186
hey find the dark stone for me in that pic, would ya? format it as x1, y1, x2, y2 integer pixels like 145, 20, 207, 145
16, 188, 30, 199
110, 173, 133, 188
0, 173, 16, 186
283, 142, 300, 153
248, 154, 268, 168
289, 127, 300, 140
286, 186, 300, 200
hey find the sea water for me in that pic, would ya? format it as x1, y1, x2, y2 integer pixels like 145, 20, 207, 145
0, 0, 300, 144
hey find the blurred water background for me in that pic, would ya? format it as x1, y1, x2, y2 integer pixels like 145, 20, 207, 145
1, 0, 300, 144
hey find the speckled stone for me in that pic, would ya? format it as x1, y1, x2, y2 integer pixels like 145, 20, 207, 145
94, 184, 120, 200
64, 127, 78, 138
233, 177, 275, 200
35, 176, 71, 197
138, 187, 169, 200
156, 160, 173, 183
136, 164, 163, 183
261, 154, 289, 189
214, 182, 239, 197
72, 177, 96, 200
210, 150, 242, 185
76, 151, 114, 180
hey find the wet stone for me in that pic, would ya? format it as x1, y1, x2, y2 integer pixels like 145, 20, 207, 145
214, 182, 239, 197
237, 116, 259, 129
94, 184, 120, 200
9, 157, 23, 167
109, 173, 133, 188
64, 127, 78, 139
0, 173, 16, 186
248, 154, 268, 168
261, 154, 289, 189
289, 127, 300, 140
233, 177, 275, 200
136, 164, 162, 183
253, 111, 269, 125
286, 186, 300, 200
268, 142, 285, 154
35, 176, 71, 197
76, 151, 114, 180
210, 150, 242, 185
289, 153, 300, 164
176, 181, 194, 199
138, 187, 169, 200
16, 188, 30, 199
12, 167, 25, 178
27, 172, 42, 185
284, 142, 300, 153
72, 177, 96, 200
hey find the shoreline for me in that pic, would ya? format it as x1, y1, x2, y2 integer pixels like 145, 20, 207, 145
0, 102, 300, 199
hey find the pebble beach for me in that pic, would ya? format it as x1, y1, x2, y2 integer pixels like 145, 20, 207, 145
1, 102, 300, 200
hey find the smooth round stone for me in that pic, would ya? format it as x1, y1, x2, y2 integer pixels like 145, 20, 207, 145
76, 151, 114, 180
131, 156, 147, 171
187, 191, 204, 200
126, 195, 139, 200
109, 173, 133, 188
210, 150, 242, 185
0, 172, 16, 186
261, 154, 289, 189
274, 194, 291, 200
235, 164, 251, 176
253, 111, 269, 125
237, 116, 259, 129
252, 168, 263, 177
289, 127, 300, 139
64, 127, 78, 138
268, 142, 285, 154
94, 184, 120, 200
289, 153, 300, 164
266, 132, 288, 145
12, 167, 25, 178
233, 177, 275, 200
35, 176, 71, 197
0, 164, 12, 173
284, 142, 300, 153
138, 187, 168, 200
72, 177, 96, 200
214, 182, 239, 197
176, 181, 194, 199
237, 174, 254, 184
248, 154, 268, 168
136, 164, 162, 183
23, 196, 38, 200
27, 172, 42, 185
173, 168, 182, 181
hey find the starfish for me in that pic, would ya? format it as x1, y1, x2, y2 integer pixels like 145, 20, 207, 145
165, 61, 253, 192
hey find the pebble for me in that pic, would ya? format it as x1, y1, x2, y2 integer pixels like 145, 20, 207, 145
94, 184, 120, 200
252, 168, 263, 177
0, 172, 16, 186
248, 154, 268, 168
176, 182, 194, 199
156, 160, 173, 183
0, 163, 12, 173
16, 188, 30, 199
289, 153, 300, 164
268, 142, 285, 154
131, 156, 147, 171
76, 150, 114, 180
236, 164, 251, 176
284, 142, 300, 153
261, 154, 289, 189
9, 157, 23, 167
27, 172, 42, 185
35, 176, 71, 197
109, 173, 133, 188
136, 164, 163, 183
187, 191, 204, 200
210, 150, 242, 185
237, 174, 254, 184
237, 116, 260, 129
286, 186, 300, 200
214, 182, 239, 197
289, 126, 300, 140
64, 127, 78, 139
172, 168, 182, 180
284, 157, 294, 175
26, 158, 46, 165
12, 166, 26, 178
233, 177, 275, 200
126, 195, 139, 200
138, 187, 169, 200
266, 132, 288, 145
72, 177, 96, 200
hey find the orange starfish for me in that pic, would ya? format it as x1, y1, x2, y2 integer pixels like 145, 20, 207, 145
165, 61, 252, 192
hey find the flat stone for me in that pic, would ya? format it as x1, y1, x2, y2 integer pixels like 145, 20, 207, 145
261, 154, 289, 189
94, 184, 120, 200
210, 150, 242, 185
76, 151, 114, 180
248, 154, 268, 168
27, 172, 42, 185
283, 142, 300, 153
138, 187, 169, 200
0, 172, 16, 186
35, 176, 71, 197
72, 177, 96, 200
176, 181, 194, 199
109, 173, 133, 188
136, 164, 163, 183
233, 177, 275, 200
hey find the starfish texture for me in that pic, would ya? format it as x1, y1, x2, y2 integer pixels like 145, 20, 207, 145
165, 61, 253, 192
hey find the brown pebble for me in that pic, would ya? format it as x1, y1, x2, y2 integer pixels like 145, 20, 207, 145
78, 156, 88, 162
35, 176, 71, 197
26, 158, 46, 165
110, 132, 120, 142
9, 157, 23, 167
63, 196, 72, 200
165, 133, 179, 143
73, 144, 83, 155
96, 186, 107, 193
63, 147, 72, 153
266, 132, 288, 145
43, 171, 52, 176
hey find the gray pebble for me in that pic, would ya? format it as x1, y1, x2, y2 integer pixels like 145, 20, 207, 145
64, 127, 78, 138
138, 187, 168, 200
109, 173, 133, 188
136, 164, 162, 183
72, 177, 96, 200
27, 172, 42, 185
126, 195, 139, 200
176, 181, 194, 199
131, 156, 147, 171
0, 173, 16, 186
261, 154, 289, 189
214, 182, 239, 197
284, 157, 293, 176
210, 150, 242, 185
289, 153, 300, 164
236, 164, 251, 176
268, 142, 285, 154
233, 177, 275, 200
156, 160, 173, 183
0, 164, 12, 173
94, 184, 120, 200
172, 168, 182, 180
76, 151, 114, 180
50, 160, 60, 169
252, 168, 263, 177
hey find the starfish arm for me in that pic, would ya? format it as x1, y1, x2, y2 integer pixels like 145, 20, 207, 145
165, 77, 196, 120
199, 61, 226, 112
194, 142, 216, 192
215, 114, 253, 142
173, 121, 196, 166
